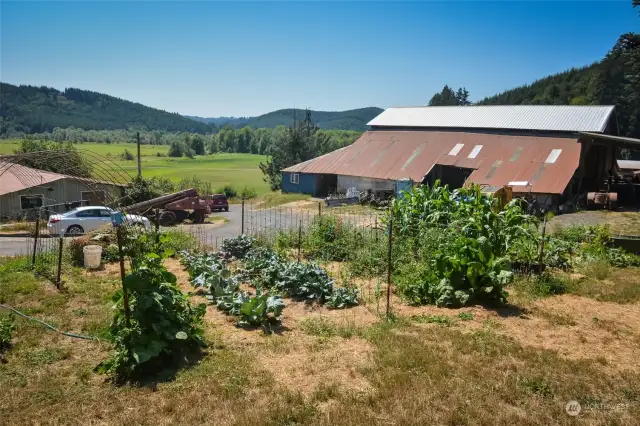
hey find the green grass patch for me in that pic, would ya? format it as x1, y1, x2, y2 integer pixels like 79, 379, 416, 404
0, 140, 271, 195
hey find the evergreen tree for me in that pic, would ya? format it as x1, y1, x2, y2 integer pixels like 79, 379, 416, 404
259, 109, 323, 190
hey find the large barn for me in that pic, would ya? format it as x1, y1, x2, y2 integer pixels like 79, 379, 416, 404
282, 105, 638, 210
0, 163, 125, 219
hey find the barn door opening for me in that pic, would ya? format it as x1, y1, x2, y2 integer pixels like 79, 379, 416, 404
423, 165, 474, 189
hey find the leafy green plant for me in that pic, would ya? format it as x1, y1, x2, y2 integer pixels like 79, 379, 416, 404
241, 247, 283, 288
0, 314, 16, 351
325, 285, 359, 309
98, 253, 206, 383
456, 312, 474, 321
388, 182, 536, 307
238, 289, 285, 329
275, 262, 334, 303
221, 235, 255, 259
304, 215, 354, 261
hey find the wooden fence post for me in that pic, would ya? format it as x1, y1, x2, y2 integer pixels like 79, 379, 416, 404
116, 227, 131, 326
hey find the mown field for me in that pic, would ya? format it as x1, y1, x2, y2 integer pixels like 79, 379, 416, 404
0, 140, 271, 195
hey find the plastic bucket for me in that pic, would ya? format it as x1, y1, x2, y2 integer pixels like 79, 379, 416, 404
83, 245, 103, 269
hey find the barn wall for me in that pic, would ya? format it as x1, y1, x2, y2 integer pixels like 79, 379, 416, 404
0, 178, 124, 219
281, 172, 317, 195
337, 175, 395, 193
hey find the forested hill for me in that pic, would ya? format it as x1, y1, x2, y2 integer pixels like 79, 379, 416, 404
189, 107, 384, 131
0, 83, 213, 134
477, 32, 639, 139
477, 64, 598, 106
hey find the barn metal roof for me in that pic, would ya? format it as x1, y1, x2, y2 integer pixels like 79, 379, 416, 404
367, 105, 615, 133
0, 162, 125, 196
283, 131, 582, 194
0, 162, 67, 196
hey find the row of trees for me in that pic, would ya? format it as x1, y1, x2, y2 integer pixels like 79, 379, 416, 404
428, 85, 471, 106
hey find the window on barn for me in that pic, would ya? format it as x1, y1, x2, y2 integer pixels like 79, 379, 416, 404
545, 149, 562, 164
467, 145, 484, 159
448, 143, 464, 156
81, 191, 106, 206
20, 194, 43, 210
290, 173, 300, 184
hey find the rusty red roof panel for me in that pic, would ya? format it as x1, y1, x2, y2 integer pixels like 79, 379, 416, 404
282, 131, 581, 194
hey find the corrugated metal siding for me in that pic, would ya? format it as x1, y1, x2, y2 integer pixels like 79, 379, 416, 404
281, 172, 316, 195
367, 106, 615, 133
283, 131, 582, 195
0, 178, 123, 218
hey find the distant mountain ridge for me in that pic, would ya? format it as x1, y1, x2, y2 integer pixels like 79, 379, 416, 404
185, 115, 252, 127
0, 83, 213, 134
187, 107, 384, 131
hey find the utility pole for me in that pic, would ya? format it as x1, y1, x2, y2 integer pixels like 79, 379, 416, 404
136, 132, 142, 177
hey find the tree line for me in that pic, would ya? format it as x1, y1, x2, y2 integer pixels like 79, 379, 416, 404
13, 124, 361, 159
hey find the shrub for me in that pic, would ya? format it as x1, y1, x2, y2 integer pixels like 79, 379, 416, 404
168, 141, 186, 157
162, 230, 199, 254
217, 184, 237, 199
97, 253, 206, 383
121, 149, 135, 161
156, 152, 166, 157
241, 186, 258, 199
304, 215, 355, 261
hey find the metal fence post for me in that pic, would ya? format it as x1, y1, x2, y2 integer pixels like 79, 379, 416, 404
154, 208, 160, 244
297, 219, 302, 263
56, 237, 64, 290
386, 217, 393, 318
318, 202, 322, 218
241, 197, 245, 235
31, 214, 41, 267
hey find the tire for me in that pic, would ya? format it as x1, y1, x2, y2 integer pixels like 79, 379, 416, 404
224, 207, 229, 212
66, 225, 84, 235
193, 211, 206, 224
159, 211, 177, 227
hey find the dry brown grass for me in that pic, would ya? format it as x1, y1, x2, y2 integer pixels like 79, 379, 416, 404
1, 256, 639, 425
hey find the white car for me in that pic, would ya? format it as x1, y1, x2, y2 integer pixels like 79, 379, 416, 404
47, 206, 151, 236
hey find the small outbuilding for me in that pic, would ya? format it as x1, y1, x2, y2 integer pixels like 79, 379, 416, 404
0, 162, 125, 219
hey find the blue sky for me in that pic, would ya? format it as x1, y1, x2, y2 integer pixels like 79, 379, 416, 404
1, 1, 638, 117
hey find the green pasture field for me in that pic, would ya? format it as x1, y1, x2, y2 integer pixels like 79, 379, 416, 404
0, 140, 271, 195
